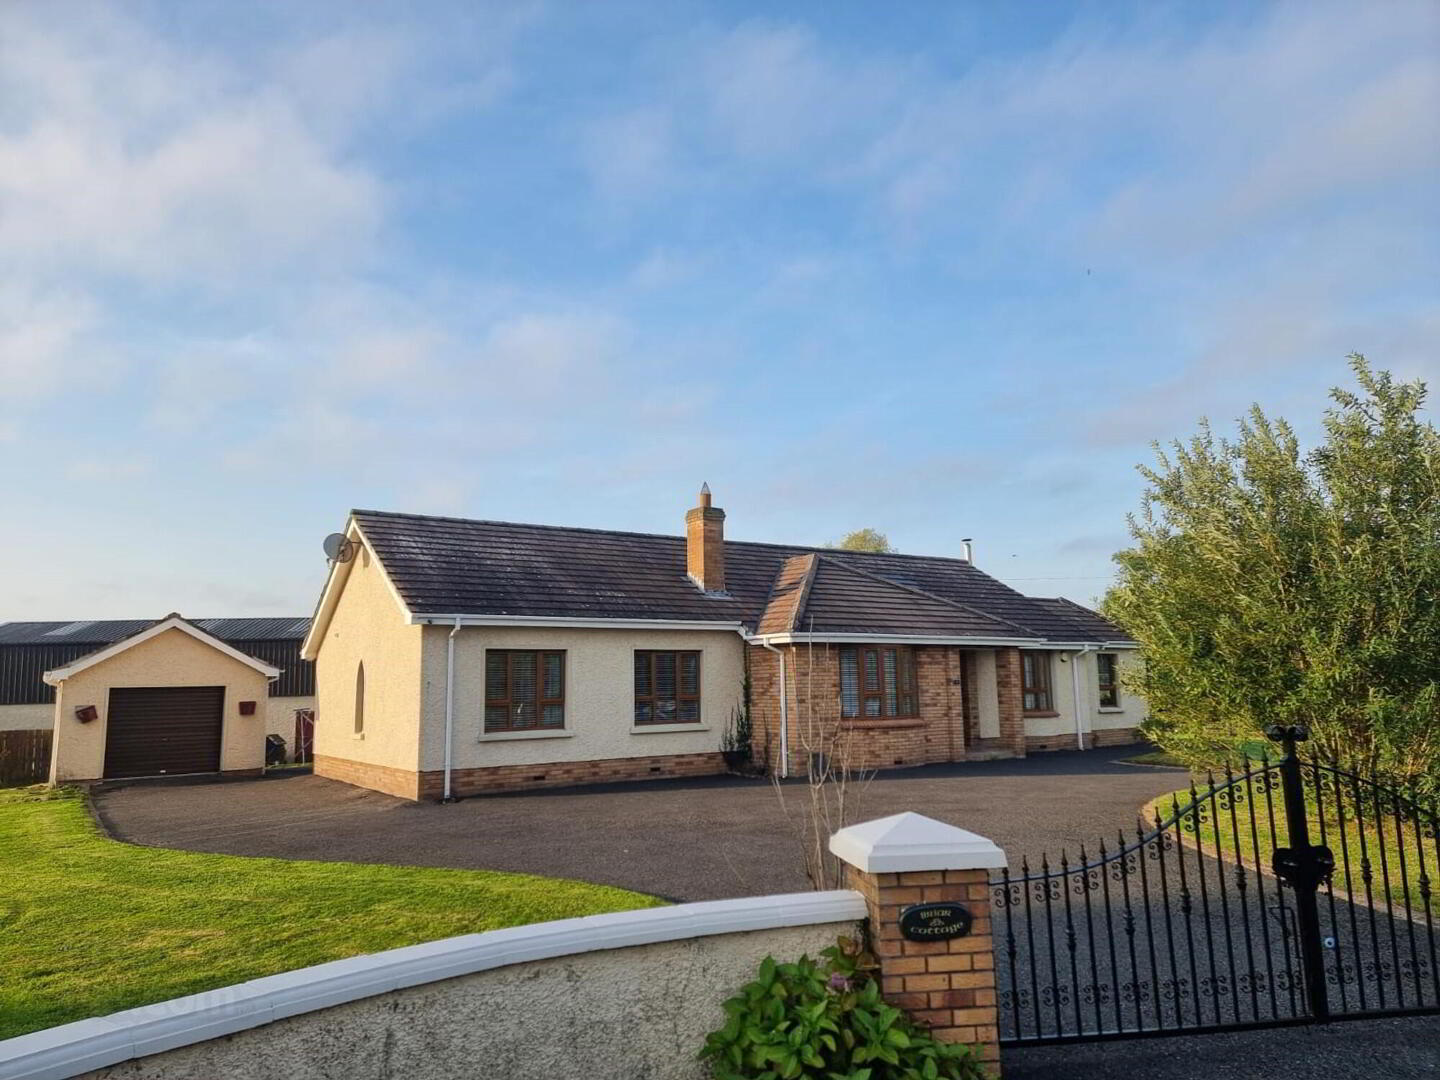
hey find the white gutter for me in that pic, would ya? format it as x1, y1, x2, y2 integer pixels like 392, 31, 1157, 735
749, 632, 1136, 650
443, 617, 461, 802
411, 614, 748, 635
758, 639, 790, 779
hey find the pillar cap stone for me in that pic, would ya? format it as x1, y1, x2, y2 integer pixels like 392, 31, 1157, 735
829, 811, 1007, 873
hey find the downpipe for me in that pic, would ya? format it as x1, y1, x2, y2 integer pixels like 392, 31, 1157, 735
1069, 644, 1095, 751
759, 638, 789, 779
442, 617, 461, 802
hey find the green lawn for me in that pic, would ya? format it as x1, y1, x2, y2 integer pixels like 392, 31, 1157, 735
1144, 782, 1439, 918
1122, 749, 1190, 768
0, 786, 664, 1040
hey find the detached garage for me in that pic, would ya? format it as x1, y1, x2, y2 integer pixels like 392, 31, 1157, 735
44, 614, 281, 784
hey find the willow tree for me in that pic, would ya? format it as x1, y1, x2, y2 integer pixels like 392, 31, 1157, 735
1103, 356, 1440, 792
830, 528, 894, 553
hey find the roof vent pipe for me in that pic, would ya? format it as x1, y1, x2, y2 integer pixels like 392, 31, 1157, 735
961, 538, 974, 563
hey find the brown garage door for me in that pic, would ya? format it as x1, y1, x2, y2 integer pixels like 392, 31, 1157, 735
104, 686, 224, 779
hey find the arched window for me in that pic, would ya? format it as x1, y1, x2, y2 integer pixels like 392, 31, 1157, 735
354, 661, 366, 735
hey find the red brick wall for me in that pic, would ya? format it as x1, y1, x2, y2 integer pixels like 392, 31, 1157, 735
994, 648, 1026, 757
747, 644, 787, 774
749, 643, 975, 774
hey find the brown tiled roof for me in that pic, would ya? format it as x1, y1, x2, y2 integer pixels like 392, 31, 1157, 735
757, 554, 817, 636
784, 557, 1029, 638
351, 509, 1133, 645
1028, 597, 1131, 643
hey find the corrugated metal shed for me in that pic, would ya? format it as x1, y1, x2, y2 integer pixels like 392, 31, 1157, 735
0, 618, 308, 645
0, 618, 313, 706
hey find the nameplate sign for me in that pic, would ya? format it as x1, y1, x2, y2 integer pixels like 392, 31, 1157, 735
898, 902, 973, 942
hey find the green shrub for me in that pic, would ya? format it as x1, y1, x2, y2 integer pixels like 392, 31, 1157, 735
700, 937, 987, 1080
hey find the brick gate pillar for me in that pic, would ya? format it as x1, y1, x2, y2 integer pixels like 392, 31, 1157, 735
830, 812, 1007, 1074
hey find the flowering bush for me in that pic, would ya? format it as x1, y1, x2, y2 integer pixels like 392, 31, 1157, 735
700, 937, 987, 1080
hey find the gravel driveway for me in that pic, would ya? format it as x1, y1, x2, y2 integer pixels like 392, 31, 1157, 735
94, 748, 1185, 901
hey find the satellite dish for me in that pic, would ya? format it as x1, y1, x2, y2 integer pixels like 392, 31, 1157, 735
322, 533, 357, 563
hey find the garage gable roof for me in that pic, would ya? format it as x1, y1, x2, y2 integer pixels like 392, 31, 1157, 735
42, 614, 283, 685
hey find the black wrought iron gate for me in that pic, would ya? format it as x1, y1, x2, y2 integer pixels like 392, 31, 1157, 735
994, 725, 1440, 1046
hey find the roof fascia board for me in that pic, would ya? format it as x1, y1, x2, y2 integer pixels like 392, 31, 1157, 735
410, 614, 749, 634
748, 632, 1136, 649
43, 617, 282, 685
300, 520, 414, 660
298, 519, 360, 660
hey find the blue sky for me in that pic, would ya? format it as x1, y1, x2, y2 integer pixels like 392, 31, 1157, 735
1, 0, 1436, 619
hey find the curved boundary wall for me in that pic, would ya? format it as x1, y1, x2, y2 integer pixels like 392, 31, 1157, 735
0, 891, 866, 1080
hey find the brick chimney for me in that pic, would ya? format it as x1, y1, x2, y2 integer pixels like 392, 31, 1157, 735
686, 483, 726, 594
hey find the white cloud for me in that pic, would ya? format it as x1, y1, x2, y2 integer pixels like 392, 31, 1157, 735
0, 286, 98, 399
66, 457, 152, 481
699, 21, 903, 163
583, 107, 674, 198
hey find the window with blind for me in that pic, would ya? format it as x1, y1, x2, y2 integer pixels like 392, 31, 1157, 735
485, 650, 565, 733
839, 646, 918, 719
634, 650, 701, 724
1097, 653, 1120, 709
1021, 652, 1053, 713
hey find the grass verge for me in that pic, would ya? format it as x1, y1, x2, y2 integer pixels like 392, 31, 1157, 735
0, 785, 664, 1040
1143, 782, 1439, 919
1121, 750, 1189, 768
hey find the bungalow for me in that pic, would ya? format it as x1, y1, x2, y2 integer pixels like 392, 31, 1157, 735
301, 488, 1143, 801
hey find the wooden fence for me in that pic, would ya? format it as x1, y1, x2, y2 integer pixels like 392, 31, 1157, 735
0, 729, 52, 786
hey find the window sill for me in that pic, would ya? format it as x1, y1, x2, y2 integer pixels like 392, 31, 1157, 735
351, 732, 365, 741
632, 724, 710, 735
1023, 711, 1060, 718
478, 730, 573, 742
1097, 707, 1125, 714
840, 718, 925, 730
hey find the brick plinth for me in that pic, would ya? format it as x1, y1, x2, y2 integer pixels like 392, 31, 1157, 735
846, 865, 1001, 1070
1024, 726, 1143, 753
418, 751, 725, 799
318, 750, 726, 801
314, 755, 422, 800
1089, 726, 1144, 748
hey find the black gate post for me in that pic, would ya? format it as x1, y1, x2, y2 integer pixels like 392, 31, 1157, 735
1268, 723, 1332, 1023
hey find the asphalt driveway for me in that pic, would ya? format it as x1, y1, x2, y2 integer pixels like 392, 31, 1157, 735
93, 748, 1185, 901
90, 750, 1440, 1076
